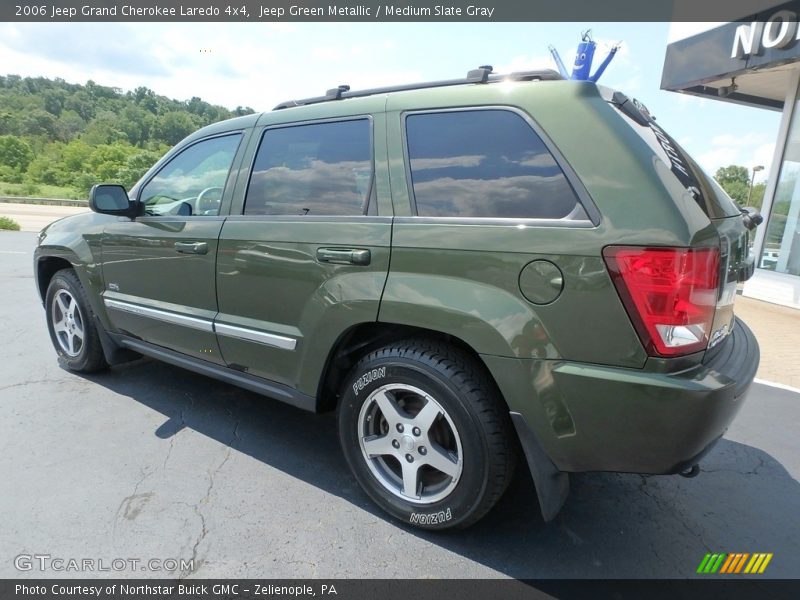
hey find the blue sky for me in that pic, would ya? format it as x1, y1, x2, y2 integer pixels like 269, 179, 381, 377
0, 21, 780, 183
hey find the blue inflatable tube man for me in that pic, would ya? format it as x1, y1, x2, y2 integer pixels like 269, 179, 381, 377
549, 30, 620, 83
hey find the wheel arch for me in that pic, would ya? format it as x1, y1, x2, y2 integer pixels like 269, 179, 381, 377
317, 321, 508, 412
35, 249, 114, 336
315, 321, 502, 413
316, 320, 570, 522
35, 255, 75, 302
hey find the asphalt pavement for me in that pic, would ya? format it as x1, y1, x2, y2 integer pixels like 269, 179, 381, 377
1, 230, 798, 579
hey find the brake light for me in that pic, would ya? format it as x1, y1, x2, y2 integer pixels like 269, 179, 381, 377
603, 246, 719, 357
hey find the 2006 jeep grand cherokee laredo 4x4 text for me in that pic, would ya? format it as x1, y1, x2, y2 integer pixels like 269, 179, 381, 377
34, 67, 760, 530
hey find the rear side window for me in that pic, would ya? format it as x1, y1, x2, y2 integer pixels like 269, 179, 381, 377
244, 119, 372, 216
405, 109, 585, 219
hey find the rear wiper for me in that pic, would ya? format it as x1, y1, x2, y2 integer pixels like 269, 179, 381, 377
611, 91, 654, 126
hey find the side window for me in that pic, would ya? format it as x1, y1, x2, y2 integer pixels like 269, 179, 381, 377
405, 110, 585, 220
140, 134, 241, 217
244, 119, 372, 216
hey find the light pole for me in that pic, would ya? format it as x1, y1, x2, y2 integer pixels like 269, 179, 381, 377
748, 165, 764, 206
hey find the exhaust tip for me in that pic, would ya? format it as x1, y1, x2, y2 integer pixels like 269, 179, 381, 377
679, 464, 701, 478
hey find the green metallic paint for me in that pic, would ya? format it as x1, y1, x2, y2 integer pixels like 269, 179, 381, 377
215, 217, 392, 392
34, 77, 759, 484
213, 108, 393, 396
99, 217, 227, 363
35, 212, 114, 329
482, 337, 749, 474
518, 260, 564, 305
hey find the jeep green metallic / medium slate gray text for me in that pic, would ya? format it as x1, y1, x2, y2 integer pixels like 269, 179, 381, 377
34, 67, 761, 530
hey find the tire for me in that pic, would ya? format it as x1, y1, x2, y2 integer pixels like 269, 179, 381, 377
338, 338, 517, 530
45, 269, 108, 373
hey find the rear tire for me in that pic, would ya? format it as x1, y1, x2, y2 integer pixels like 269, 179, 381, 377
338, 338, 517, 530
45, 269, 108, 373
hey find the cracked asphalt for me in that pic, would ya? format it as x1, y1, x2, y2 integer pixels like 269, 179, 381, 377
2, 230, 799, 579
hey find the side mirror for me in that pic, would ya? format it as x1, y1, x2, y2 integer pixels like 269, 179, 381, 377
89, 184, 137, 218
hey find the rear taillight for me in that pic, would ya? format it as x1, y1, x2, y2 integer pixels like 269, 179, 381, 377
603, 246, 719, 357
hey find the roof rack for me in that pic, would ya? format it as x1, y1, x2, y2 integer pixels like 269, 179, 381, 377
273, 66, 563, 110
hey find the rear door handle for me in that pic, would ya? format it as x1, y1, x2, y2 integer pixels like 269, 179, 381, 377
174, 241, 208, 255
316, 248, 371, 266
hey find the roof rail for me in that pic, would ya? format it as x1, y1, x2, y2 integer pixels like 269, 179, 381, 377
273, 66, 563, 110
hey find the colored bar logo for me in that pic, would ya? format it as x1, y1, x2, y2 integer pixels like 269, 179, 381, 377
697, 553, 773, 574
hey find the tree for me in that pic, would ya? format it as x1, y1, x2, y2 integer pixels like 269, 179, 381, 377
81, 110, 127, 145
748, 182, 766, 212
115, 149, 163, 188
17, 109, 58, 139
0, 74, 249, 193
156, 111, 198, 145
42, 89, 66, 116
714, 165, 753, 206
118, 105, 154, 147
715, 165, 749, 187
0, 135, 34, 171
64, 90, 95, 121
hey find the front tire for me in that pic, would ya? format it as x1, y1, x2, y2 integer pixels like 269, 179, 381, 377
45, 269, 108, 373
338, 339, 517, 530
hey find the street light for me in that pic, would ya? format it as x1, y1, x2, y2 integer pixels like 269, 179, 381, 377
747, 165, 764, 206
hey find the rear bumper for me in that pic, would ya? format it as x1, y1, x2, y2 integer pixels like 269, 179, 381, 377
485, 317, 759, 476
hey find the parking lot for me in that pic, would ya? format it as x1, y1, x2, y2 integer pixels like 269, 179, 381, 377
1, 230, 799, 579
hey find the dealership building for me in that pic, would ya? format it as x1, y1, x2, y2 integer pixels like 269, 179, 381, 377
662, 3, 800, 308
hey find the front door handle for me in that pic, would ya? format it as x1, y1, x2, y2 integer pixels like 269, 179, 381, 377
316, 248, 371, 266
174, 241, 208, 255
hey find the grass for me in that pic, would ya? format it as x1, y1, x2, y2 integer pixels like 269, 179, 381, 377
0, 215, 21, 231
0, 181, 84, 200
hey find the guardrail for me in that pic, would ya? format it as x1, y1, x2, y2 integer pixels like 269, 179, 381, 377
0, 196, 88, 207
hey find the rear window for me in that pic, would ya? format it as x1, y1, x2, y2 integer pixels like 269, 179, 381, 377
610, 95, 741, 219
405, 109, 586, 220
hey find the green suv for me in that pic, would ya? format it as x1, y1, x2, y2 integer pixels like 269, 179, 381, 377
34, 67, 760, 530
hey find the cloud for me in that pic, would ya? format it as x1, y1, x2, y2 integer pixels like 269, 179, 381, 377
0, 22, 424, 112
413, 174, 579, 219
1, 23, 171, 77
695, 132, 774, 182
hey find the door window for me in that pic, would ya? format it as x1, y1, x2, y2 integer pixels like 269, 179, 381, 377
140, 134, 242, 217
244, 119, 372, 216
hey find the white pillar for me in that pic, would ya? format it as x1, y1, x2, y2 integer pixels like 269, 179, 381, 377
752, 65, 800, 264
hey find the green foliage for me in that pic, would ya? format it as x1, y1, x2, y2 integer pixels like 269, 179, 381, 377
714, 165, 764, 207
115, 148, 165, 189
0, 74, 255, 198
0, 215, 21, 231
0, 181, 82, 199
715, 165, 750, 187
0, 164, 24, 183
19, 181, 41, 195
156, 111, 200, 145
748, 182, 766, 212
0, 135, 34, 171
